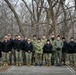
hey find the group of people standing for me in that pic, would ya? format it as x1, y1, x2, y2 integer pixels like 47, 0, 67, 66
0, 34, 76, 67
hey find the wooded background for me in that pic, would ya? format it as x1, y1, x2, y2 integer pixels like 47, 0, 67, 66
0, 0, 76, 40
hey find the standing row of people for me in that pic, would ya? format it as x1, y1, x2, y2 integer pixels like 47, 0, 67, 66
0, 34, 76, 66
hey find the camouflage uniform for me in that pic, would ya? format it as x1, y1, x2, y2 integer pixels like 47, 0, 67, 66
31, 39, 37, 64
50, 40, 56, 65
35, 42, 43, 65
41, 39, 47, 64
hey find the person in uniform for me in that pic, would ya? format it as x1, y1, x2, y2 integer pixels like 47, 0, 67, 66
13, 35, 18, 65
68, 37, 76, 66
2, 36, 11, 66
22, 37, 27, 65
35, 38, 43, 66
7, 34, 14, 65
50, 35, 56, 65
25, 39, 33, 66
55, 35, 63, 66
0, 41, 2, 58
31, 35, 37, 64
15, 36, 22, 66
62, 37, 68, 65
41, 35, 47, 65
43, 39, 52, 66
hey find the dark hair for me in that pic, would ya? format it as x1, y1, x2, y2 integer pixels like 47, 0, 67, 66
15, 35, 18, 37
37, 38, 41, 40
47, 39, 50, 42
70, 37, 74, 39
57, 35, 60, 37
33, 35, 36, 37
62, 37, 65, 39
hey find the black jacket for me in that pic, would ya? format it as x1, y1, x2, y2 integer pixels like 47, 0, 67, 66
25, 42, 33, 52
13, 39, 18, 50
62, 41, 68, 53
2, 41, 11, 52
43, 43, 52, 53
0, 42, 2, 58
68, 41, 76, 53
9, 39, 14, 49
16, 40, 22, 51
22, 40, 27, 51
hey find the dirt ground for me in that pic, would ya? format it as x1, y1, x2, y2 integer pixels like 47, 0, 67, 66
70, 65, 76, 72
0, 66, 10, 72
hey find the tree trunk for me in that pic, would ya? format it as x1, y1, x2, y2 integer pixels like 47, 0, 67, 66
45, 9, 50, 38
47, 0, 58, 38
4, 0, 25, 37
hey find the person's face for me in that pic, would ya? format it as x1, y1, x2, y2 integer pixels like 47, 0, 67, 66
5, 38, 8, 42
47, 41, 50, 44
28, 40, 31, 43
38, 40, 40, 43
33, 37, 36, 40
42, 36, 46, 39
8, 35, 11, 39
15, 36, 18, 39
70, 39, 74, 42
51, 35, 55, 38
62, 39, 65, 42
57, 37, 60, 40
18, 37, 21, 40
24, 37, 27, 40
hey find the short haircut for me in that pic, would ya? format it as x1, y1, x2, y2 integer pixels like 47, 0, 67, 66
33, 35, 36, 37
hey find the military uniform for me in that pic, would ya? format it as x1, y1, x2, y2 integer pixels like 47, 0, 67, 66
50, 39, 56, 65
2, 40, 11, 66
62, 41, 68, 65
9, 39, 14, 65
43, 42, 52, 66
25, 41, 33, 66
13, 39, 18, 65
22, 40, 27, 65
41, 39, 47, 64
68, 41, 76, 66
15, 40, 22, 66
55, 40, 63, 66
0, 42, 2, 58
31, 39, 37, 64
35, 42, 43, 66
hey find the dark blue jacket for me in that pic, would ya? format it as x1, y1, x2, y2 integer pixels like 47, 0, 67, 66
13, 39, 18, 50
0, 42, 2, 58
9, 39, 14, 49
25, 42, 33, 52
68, 41, 76, 53
2, 41, 11, 52
16, 40, 22, 51
22, 40, 27, 51
43, 43, 52, 53
62, 41, 68, 53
